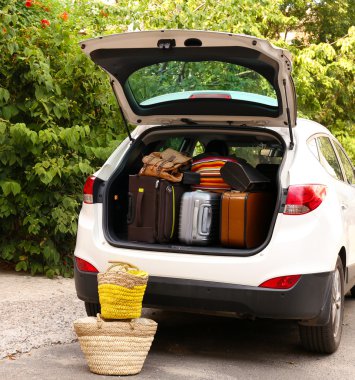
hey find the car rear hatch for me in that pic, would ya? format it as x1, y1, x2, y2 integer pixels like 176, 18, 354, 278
81, 30, 296, 147
80, 30, 292, 256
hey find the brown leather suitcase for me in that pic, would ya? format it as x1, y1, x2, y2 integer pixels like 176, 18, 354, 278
127, 175, 185, 244
220, 191, 274, 249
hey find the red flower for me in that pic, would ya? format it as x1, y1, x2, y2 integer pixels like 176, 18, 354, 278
59, 11, 69, 21
41, 19, 51, 27
25, 0, 32, 7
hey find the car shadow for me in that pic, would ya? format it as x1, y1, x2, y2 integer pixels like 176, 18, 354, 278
143, 298, 354, 361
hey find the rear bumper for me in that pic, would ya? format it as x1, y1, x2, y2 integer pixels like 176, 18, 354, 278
74, 262, 333, 322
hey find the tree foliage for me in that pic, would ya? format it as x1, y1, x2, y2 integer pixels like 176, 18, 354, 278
0, 0, 124, 277
0, 0, 353, 276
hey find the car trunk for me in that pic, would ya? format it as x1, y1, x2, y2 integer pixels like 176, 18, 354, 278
102, 125, 285, 256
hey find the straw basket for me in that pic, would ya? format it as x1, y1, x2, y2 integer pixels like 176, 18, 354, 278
98, 262, 148, 319
74, 314, 157, 375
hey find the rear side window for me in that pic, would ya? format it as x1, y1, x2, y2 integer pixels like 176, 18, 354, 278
333, 142, 355, 185
128, 61, 278, 108
229, 143, 283, 167
156, 137, 184, 151
191, 140, 283, 167
317, 136, 343, 181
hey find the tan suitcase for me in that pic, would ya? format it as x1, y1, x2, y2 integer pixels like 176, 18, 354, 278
220, 191, 274, 249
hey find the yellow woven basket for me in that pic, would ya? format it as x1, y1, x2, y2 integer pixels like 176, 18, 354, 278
98, 261, 148, 319
74, 314, 157, 375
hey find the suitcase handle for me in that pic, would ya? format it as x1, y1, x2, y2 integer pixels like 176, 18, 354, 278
127, 192, 134, 224
192, 199, 200, 239
136, 188, 144, 227
198, 204, 212, 236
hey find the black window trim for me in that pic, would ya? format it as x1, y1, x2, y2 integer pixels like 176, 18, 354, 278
330, 137, 355, 186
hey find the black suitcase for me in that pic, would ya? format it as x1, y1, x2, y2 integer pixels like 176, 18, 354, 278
127, 175, 185, 243
220, 161, 270, 192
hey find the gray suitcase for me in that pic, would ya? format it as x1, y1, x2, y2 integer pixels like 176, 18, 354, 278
178, 191, 221, 245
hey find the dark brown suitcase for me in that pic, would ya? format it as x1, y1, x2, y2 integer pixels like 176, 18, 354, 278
220, 191, 274, 249
127, 175, 185, 243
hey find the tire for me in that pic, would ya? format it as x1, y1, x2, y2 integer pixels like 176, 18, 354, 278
299, 256, 344, 354
85, 302, 101, 317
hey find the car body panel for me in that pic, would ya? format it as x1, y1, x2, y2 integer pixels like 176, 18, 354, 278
74, 118, 354, 288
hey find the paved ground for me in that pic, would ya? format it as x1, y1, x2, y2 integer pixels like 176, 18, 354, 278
1, 270, 355, 379
0, 270, 84, 359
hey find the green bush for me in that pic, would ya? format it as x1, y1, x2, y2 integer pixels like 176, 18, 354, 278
0, 0, 124, 277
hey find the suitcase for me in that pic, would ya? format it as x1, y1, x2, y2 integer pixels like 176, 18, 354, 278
179, 191, 221, 245
220, 161, 270, 192
127, 175, 185, 243
220, 191, 273, 249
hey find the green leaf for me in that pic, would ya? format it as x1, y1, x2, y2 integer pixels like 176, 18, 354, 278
0, 180, 21, 196
15, 261, 28, 272
30, 262, 44, 276
35, 86, 46, 100
45, 269, 55, 279
0, 87, 10, 103
53, 106, 62, 119
2, 105, 18, 120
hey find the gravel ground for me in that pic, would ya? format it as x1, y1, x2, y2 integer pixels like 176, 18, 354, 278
0, 270, 86, 359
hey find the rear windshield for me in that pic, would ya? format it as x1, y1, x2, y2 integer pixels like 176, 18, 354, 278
127, 61, 278, 108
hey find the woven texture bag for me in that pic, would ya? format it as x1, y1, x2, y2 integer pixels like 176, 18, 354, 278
74, 314, 157, 375
139, 148, 192, 182
98, 262, 148, 320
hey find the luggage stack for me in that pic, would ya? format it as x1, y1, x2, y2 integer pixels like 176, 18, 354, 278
126, 149, 275, 249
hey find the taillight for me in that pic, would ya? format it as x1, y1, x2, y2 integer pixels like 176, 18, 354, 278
284, 184, 326, 215
83, 175, 96, 204
259, 275, 301, 289
75, 257, 98, 273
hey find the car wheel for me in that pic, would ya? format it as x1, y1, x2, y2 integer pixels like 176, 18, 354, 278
299, 256, 344, 354
85, 302, 101, 317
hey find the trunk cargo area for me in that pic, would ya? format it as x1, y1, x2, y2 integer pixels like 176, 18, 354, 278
103, 126, 285, 256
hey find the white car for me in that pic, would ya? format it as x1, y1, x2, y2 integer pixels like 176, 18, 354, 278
74, 30, 355, 354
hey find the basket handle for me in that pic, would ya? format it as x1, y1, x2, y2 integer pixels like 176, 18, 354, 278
106, 261, 140, 273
